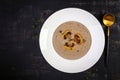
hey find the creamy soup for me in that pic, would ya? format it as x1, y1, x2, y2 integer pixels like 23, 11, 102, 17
52, 21, 91, 60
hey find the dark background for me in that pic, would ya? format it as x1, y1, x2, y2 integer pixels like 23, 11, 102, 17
0, 0, 120, 80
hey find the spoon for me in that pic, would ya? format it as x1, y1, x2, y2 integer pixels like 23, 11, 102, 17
103, 13, 115, 66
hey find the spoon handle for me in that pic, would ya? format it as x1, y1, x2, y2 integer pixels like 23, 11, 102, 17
106, 34, 111, 80
106, 27, 110, 66
107, 27, 110, 36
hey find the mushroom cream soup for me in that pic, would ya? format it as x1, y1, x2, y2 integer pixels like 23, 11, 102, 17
52, 21, 91, 60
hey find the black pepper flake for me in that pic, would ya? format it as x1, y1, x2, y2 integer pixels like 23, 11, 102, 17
59, 30, 62, 33
77, 50, 79, 52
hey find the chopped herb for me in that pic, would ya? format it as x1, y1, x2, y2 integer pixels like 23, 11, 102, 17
69, 39, 73, 41
83, 39, 86, 43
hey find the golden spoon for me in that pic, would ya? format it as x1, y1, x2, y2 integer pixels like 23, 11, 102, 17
103, 13, 115, 66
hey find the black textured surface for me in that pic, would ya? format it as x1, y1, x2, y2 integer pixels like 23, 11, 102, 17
0, 0, 120, 80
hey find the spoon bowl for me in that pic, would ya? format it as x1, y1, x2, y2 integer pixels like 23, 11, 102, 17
103, 13, 115, 36
103, 13, 115, 27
